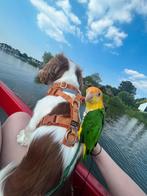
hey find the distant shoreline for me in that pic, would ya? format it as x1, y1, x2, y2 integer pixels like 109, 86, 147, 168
0, 43, 42, 68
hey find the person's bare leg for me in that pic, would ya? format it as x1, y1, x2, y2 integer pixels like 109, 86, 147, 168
0, 112, 31, 168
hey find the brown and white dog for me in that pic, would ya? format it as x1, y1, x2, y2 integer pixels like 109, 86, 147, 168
0, 54, 83, 196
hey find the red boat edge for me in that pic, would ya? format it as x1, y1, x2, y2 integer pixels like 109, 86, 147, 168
0, 81, 32, 116
0, 80, 110, 196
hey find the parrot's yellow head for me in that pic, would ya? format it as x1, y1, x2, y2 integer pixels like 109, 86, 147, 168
85, 87, 104, 111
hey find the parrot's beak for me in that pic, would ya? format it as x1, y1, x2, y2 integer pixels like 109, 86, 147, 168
85, 93, 93, 102
86, 93, 100, 103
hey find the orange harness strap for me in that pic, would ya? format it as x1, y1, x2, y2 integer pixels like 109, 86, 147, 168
37, 82, 85, 147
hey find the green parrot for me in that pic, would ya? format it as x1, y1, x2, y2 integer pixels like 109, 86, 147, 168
78, 86, 105, 159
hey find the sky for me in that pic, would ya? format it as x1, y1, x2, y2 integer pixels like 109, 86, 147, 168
0, 0, 147, 98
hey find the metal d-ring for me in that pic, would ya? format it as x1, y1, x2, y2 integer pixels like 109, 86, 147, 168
60, 82, 67, 89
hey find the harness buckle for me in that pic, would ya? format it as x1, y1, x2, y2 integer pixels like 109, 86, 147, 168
71, 120, 79, 130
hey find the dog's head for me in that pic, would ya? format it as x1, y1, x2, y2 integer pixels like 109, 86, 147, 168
38, 54, 83, 90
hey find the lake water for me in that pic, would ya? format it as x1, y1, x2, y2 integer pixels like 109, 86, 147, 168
0, 51, 147, 193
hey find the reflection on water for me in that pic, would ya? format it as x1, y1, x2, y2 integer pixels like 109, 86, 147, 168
0, 51, 147, 193
104, 116, 146, 152
102, 117, 147, 191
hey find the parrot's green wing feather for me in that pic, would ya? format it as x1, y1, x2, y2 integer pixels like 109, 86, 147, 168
80, 109, 104, 155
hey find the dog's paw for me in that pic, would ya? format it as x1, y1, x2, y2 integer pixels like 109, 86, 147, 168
17, 129, 30, 146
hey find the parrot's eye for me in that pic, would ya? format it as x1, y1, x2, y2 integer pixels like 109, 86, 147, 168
97, 93, 101, 96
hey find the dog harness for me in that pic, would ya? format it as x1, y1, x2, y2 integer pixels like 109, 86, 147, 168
37, 82, 84, 147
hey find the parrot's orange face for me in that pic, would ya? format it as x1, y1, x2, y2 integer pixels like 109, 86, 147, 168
85, 87, 103, 104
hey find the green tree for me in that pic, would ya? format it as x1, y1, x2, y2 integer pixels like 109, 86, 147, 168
126, 109, 147, 127
118, 81, 136, 96
22, 53, 28, 58
118, 91, 135, 107
103, 94, 110, 108
106, 96, 125, 119
42, 52, 53, 64
82, 73, 102, 95
83, 73, 101, 87
110, 87, 119, 96
102, 85, 119, 96
135, 98, 147, 108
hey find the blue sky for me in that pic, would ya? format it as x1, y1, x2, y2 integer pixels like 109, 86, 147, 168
0, 0, 147, 98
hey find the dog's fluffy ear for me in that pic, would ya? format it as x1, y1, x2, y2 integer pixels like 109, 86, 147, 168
38, 54, 69, 85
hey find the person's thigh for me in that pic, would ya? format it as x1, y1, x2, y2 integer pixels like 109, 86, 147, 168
0, 112, 31, 168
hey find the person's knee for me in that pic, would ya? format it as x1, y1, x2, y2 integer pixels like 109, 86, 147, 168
2, 112, 31, 127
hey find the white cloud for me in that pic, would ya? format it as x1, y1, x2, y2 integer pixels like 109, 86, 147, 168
124, 69, 147, 94
37, 12, 67, 44
124, 69, 146, 79
77, 0, 88, 3
30, 0, 81, 44
56, 0, 81, 25
110, 51, 119, 56
87, 18, 112, 40
133, 80, 147, 90
87, 0, 147, 47
105, 26, 127, 48
30, 0, 147, 47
